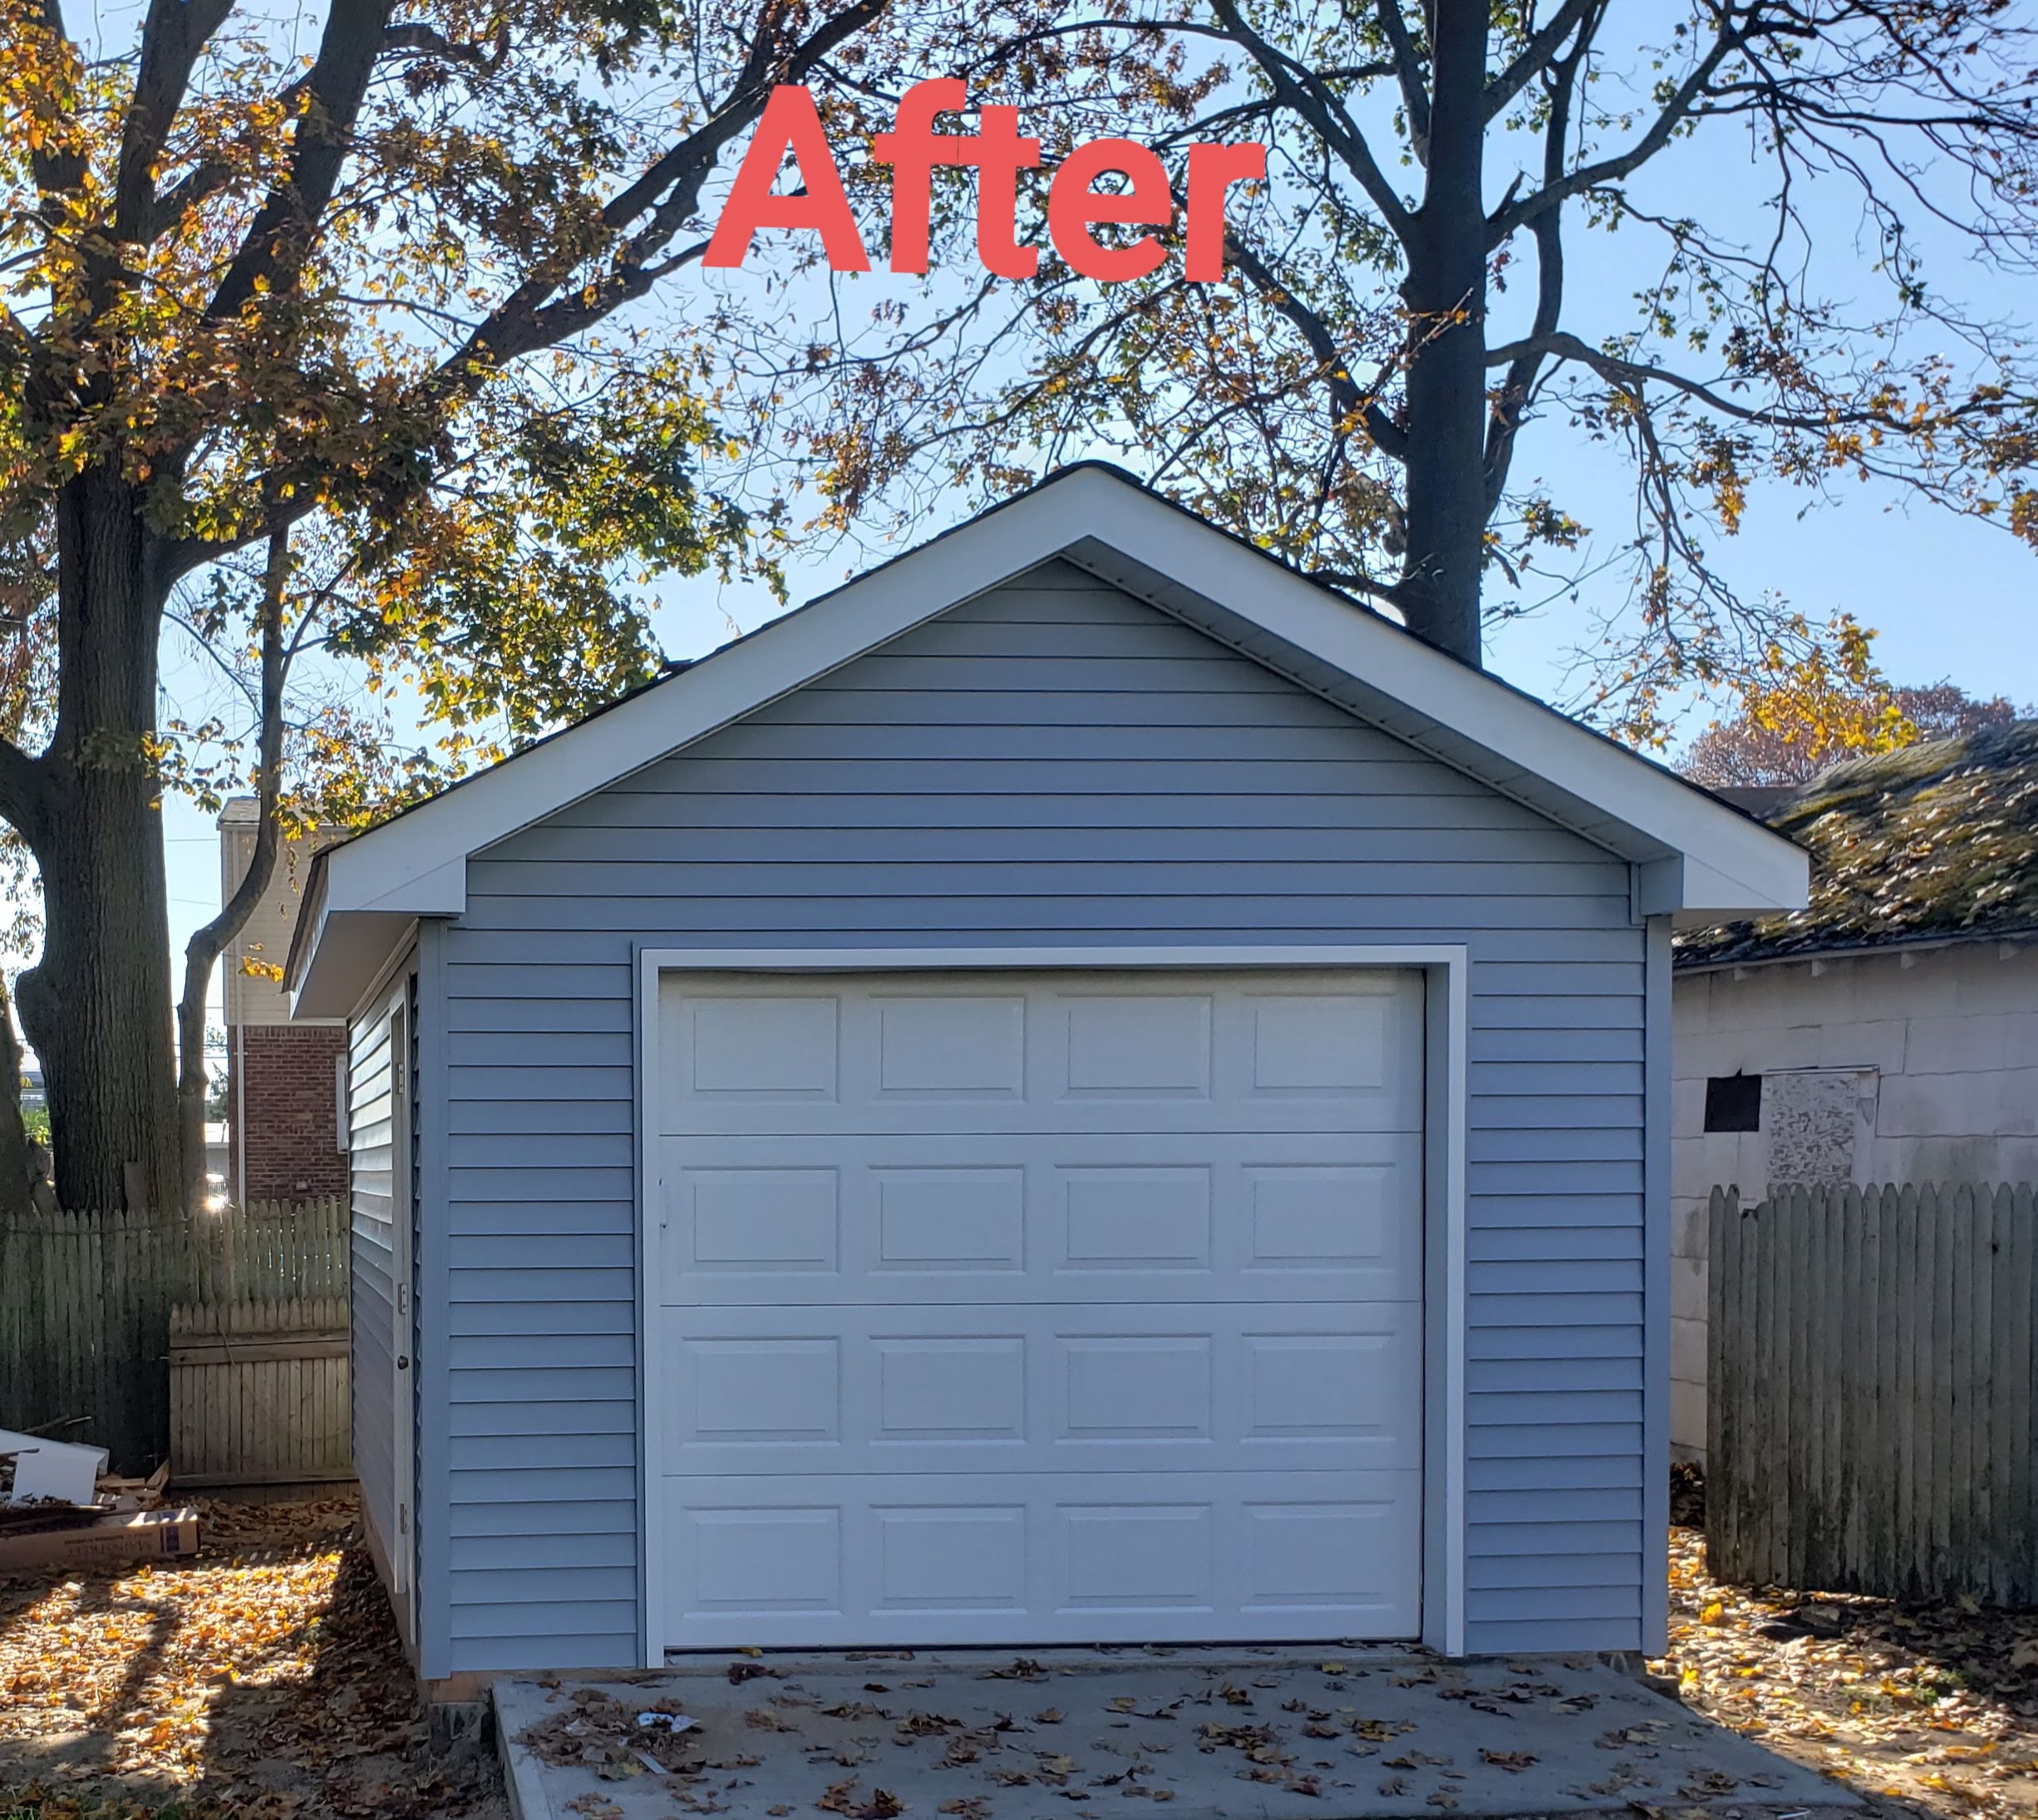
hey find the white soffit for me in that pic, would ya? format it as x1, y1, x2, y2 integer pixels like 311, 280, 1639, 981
290, 465, 1806, 1016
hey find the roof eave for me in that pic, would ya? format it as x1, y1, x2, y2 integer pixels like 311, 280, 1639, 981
287, 844, 463, 1019
1676, 924, 2038, 976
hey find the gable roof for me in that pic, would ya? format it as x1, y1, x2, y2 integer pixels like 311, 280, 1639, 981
1676, 721, 2038, 971
288, 463, 1808, 1016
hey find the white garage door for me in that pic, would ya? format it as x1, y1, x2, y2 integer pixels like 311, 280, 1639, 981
649, 967, 1425, 1649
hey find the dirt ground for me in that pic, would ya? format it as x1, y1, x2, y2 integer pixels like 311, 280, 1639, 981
3, 1483, 2036, 1820
1654, 1472, 2038, 1818
0, 1492, 504, 1820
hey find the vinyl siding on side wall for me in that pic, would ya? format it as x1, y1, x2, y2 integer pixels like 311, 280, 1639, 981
348, 964, 410, 1585
425, 558, 1650, 1677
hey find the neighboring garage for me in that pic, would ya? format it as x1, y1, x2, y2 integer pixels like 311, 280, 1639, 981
286, 463, 1807, 1690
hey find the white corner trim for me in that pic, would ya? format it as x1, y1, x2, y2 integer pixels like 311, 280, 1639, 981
636, 945, 665, 1672
1425, 950, 1470, 1659
633, 942, 1472, 1665
310, 467, 1806, 951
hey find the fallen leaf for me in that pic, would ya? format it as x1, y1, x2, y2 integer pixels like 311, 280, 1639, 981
1480, 1749, 1538, 1772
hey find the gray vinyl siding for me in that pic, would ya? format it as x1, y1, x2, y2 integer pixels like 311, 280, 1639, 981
348, 965, 409, 1584
426, 558, 1650, 1675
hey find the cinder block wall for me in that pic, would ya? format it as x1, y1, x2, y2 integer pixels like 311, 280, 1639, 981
1670, 942, 2038, 1458
229, 1023, 349, 1202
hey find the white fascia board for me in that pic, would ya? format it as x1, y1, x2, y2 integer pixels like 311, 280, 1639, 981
1638, 853, 1808, 925
327, 846, 467, 918
1063, 485, 1809, 918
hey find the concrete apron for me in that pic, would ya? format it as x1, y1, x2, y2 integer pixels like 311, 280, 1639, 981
494, 1645, 1851, 1820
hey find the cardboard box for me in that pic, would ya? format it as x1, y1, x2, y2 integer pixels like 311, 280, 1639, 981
0, 1507, 200, 1573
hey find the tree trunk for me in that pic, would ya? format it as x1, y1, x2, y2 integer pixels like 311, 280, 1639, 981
1395, 6, 1488, 668
12, 465, 181, 1214
177, 530, 290, 1213
0, 976, 51, 1217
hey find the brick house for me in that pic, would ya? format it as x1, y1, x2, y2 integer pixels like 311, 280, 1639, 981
219, 799, 349, 1203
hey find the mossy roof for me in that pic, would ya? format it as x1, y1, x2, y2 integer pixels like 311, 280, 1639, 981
1674, 721, 2038, 969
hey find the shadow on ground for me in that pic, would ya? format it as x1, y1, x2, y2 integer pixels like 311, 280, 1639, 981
1661, 1471, 2038, 1820
0, 1495, 502, 1820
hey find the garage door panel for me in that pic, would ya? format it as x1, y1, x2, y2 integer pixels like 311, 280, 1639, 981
658, 971, 1423, 1135
654, 967, 1425, 1648
657, 1137, 1422, 1306
665, 1471, 1423, 1646
667, 994, 842, 1102
662, 1302, 1421, 1476
875, 1166, 1029, 1273
657, 1101, 1418, 1137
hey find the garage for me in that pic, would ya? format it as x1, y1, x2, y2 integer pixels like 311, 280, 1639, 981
289, 464, 1809, 1684
647, 966, 1425, 1648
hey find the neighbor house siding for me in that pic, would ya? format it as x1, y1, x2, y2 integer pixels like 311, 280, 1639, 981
426, 559, 1650, 1675
348, 960, 411, 1586
1669, 941, 2038, 1458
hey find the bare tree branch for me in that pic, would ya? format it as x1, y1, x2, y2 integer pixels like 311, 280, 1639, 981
431, 0, 887, 376
382, 21, 505, 66
1486, 12, 1746, 247
1483, 0, 1599, 122
1484, 23, 1585, 511
1483, 327, 2032, 436
0, 735, 47, 849
1372, 2, 1429, 164
1208, 0, 1412, 234
1223, 234, 1409, 462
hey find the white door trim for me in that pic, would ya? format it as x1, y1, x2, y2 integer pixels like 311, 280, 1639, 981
633, 943, 1470, 1664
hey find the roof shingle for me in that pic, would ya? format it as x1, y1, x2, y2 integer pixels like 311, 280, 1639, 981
1674, 721, 2038, 969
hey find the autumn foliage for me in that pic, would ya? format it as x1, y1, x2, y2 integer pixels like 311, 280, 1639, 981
1683, 617, 2023, 789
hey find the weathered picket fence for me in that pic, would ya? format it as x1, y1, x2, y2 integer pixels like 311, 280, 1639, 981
0, 1198, 350, 1478
169, 1295, 352, 1486
1707, 1183, 2038, 1604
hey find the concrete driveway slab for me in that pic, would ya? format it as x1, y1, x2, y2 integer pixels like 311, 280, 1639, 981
494, 1646, 1852, 1820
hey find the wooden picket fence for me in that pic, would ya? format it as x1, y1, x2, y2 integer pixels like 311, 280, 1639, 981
169, 1296, 351, 1487
1707, 1183, 2038, 1604
0, 1198, 349, 1477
